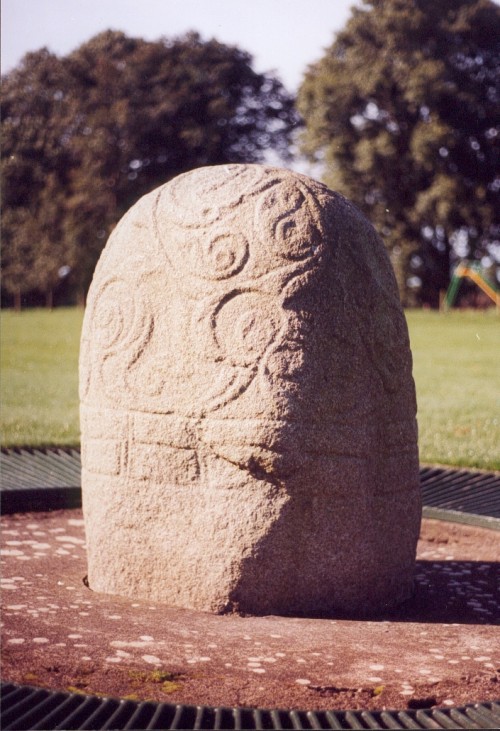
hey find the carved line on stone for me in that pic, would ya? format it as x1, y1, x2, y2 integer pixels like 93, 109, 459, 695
151, 187, 177, 274
200, 366, 259, 415
88, 276, 155, 356
83, 169, 411, 426
200, 232, 250, 280
122, 412, 130, 478
79, 335, 92, 402
152, 170, 327, 290
210, 289, 283, 362
254, 179, 326, 263
331, 235, 412, 397
81, 434, 417, 482
189, 268, 322, 411
82, 273, 157, 404
254, 183, 321, 261
161, 166, 276, 229
81, 404, 418, 449
81, 406, 418, 475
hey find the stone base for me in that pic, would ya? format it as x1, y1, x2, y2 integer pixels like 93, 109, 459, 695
83, 463, 421, 615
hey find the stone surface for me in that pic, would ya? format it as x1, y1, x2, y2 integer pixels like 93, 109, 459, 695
79, 164, 421, 615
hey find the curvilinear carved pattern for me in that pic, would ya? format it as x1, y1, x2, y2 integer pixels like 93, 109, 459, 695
82, 167, 329, 413
81, 165, 416, 483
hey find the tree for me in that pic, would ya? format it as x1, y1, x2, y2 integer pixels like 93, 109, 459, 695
1, 31, 300, 306
297, 0, 500, 306
1, 49, 75, 308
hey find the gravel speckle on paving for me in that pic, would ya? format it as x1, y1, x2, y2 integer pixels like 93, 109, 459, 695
1, 510, 499, 711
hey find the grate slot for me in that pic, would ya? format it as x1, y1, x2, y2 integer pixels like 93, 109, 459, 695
0, 683, 31, 711
0, 448, 81, 490
447, 706, 481, 729
252, 708, 272, 729
77, 697, 123, 730
413, 710, 442, 729
121, 700, 157, 729
2, 689, 72, 730
145, 701, 181, 730
269, 708, 296, 729
360, 710, 392, 729
238, 708, 261, 730
305, 710, 324, 729
52, 696, 105, 730
420, 476, 500, 517
1, 687, 51, 729
420, 470, 495, 489
322, 710, 346, 729
444, 497, 500, 518
421, 469, 474, 486
421, 477, 499, 495
99, 699, 143, 730
0, 452, 55, 489
176, 703, 209, 729
381, 710, 421, 729
463, 703, 500, 728
421, 479, 499, 501
424, 708, 467, 728
344, 710, 367, 729
31, 694, 88, 730
287, 709, 306, 729
25, 452, 80, 488
193, 706, 220, 730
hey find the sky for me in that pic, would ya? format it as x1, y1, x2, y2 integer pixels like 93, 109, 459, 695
1, 0, 361, 92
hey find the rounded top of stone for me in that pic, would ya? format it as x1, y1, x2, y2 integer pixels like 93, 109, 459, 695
149, 164, 342, 283
162, 164, 331, 226
81, 162, 414, 426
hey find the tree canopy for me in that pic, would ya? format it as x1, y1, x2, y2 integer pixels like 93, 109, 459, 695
297, 0, 500, 305
2, 30, 300, 307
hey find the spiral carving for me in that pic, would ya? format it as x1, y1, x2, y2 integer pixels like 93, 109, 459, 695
199, 232, 249, 280
255, 181, 323, 262
90, 278, 152, 355
212, 290, 283, 368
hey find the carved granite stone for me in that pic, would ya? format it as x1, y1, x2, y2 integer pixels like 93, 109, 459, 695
80, 164, 421, 615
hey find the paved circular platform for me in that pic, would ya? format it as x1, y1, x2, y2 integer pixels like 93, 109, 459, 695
2, 509, 499, 715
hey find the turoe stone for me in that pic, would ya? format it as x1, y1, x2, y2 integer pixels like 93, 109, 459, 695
80, 164, 421, 615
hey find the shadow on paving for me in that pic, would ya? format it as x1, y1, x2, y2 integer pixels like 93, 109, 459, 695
282, 560, 499, 625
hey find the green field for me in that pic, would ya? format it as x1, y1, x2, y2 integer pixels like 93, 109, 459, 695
1, 307, 499, 469
407, 309, 499, 470
1, 308, 83, 447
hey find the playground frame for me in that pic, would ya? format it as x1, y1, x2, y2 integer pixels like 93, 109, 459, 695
444, 260, 500, 311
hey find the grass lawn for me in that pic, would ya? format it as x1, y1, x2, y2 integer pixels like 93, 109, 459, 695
1, 307, 499, 470
1, 308, 83, 447
407, 308, 500, 471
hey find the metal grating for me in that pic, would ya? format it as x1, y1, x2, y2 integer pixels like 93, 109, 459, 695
420, 466, 500, 519
0, 447, 81, 513
0, 447, 81, 489
1, 448, 499, 527
2, 683, 500, 730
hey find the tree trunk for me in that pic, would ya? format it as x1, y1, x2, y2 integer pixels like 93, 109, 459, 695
45, 289, 53, 310
14, 288, 21, 312
77, 288, 86, 308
